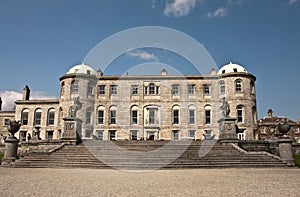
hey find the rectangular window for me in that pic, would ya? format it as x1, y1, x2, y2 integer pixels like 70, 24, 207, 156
189, 109, 195, 125
20, 131, 27, 141
220, 83, 225, 94
85, 130, 92, 138
173, 130, 179, 140
110, 85, 117, 95
99, 85, 105, 95
149, 108, 155, 124
97, 130, 103, 140
87, 84, 93, 96
131, 85, 138, 95
48, 112, 55, 126
188, 84, 195, 95
109, 130, 116, 140
4, 118, 10, 125
205, 110, 211, 124
203, 84, 210, 95
22, 112, 28, 125
131, 130, 138, 140
131, 110, 138, 125
35, 112, 42, 126
47, 131, 54, 140
173, 109, 179, 124
189, 130, 195, 139
98, 110, 104, 124
86, 111, 92, 125
149, 84, 155, 94
110, 110, 116, 124
237, 109, 243, 123
144, 86, 148, 95
172, 84, 179, 95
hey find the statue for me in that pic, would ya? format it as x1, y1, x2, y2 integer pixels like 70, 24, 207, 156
69, 97, 82, 118
220, 97, 230, 118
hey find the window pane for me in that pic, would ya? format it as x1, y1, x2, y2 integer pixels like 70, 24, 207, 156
188, 84, 195, 94
149, 84, 155, 94
173, 109, 179, 124
149, 109, 155, 124
87, 83, 93, 95
35, 112, 41, 125
48, 112, 55, 125
173, 130, 179, 140
99, 85, 105, 95
110, 85, 117, 95
203, 85, 210, 95
131, 110, 138, 124
236, 81, 242, 92
172, 85, 179, 95
205, 110, 211, 124
110, 110, 116, 124
189, 130, 195, 138
22, 112, 28, 125
97, 130, 103, 140
98, 110, 104, 124
189, 109, 195, 124
71, 81, 78, 93
131, 85, 138, 95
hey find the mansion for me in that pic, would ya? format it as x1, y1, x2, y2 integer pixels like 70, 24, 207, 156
1, 62, 258, 142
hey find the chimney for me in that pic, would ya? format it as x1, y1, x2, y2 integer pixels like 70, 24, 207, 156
23, 85, 30, 100
161, 69, 167, 76
210, 68, 217, 75
267, 109, 273, 118
0, 97, 2, 111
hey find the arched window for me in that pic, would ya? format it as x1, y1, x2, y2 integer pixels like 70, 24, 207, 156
71, 80, 79, 94
60, 82, 65, 96
47, 108, 55, 126
34, 109, 42, 126
219, 81, 225, 95
237, 105, 244, 123
87, 82, 94, 96
97, 106, 105, 125
204, 105, 212, 124
21, 109, 29, 125
131, 105, 139, 125
188, 105, 196, 125
86, 107, 93, 125
58, 107, 63, 125
109, 106, 117, 124
172, 105, 180, 124
235, 79, 242, 92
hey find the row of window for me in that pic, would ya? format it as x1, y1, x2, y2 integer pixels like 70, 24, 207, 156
21, 109, 55, 126
62, 79, 255, 97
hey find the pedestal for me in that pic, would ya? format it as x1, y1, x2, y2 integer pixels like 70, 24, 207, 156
2, 136, 19, 165
61, 117, 82, 145
218, 117, 239, 144
278, 139, 295, 166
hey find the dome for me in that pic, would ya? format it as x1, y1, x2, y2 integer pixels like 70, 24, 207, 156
67, 63, 97, 76
217, 61, 248, 75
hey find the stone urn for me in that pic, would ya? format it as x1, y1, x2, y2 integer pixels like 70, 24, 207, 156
278, 122, 290, 137
7, 120, 21, 138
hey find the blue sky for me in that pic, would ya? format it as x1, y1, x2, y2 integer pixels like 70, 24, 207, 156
0, 0, 299, 121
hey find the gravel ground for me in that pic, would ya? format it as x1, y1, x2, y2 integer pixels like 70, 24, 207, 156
0, 167, 299, 197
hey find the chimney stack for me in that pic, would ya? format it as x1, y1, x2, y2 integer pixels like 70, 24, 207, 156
0, 97, 2, 111
267, 109, 273, 118
23, 85, 30, 100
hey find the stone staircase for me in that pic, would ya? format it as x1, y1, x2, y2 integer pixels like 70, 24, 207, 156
11, 140, 290, 169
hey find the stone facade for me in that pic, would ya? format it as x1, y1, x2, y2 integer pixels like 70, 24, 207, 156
0, 62, 258, 142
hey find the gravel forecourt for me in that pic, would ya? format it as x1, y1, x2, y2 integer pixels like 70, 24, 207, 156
0, 167, 299, 197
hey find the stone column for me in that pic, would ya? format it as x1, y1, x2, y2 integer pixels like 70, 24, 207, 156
2, 136, 19, 165
278, 139, 295, 166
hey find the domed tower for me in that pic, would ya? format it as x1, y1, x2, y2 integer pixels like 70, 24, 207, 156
217, 62, 257, 140
59, 63, 98, 139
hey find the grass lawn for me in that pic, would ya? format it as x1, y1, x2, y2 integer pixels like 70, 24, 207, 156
293, 155, 300, 167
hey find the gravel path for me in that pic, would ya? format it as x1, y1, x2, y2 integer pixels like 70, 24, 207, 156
0, 167, 299, 196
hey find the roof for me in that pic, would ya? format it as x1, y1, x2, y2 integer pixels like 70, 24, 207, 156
217, 61, 248, 75
67, 63, 97, 76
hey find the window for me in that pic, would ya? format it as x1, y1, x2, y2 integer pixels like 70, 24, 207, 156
237, 105, 244, 123
131, 130, 138, 140
60, 82, 65, 96
188, 84, 195, 95
144, 86, 148, 95
189, 109, 195, 125
97, 130, 103, 140
87, 82, 94, 96
250, 82, 255, 94
110, 85, 117, 95
203, 84, 210, 95
149, 83, 155, 94
20, 131, 27, 141
21, 109, 29, 125
172, 84, 180, 95
173, 106, 180, 124
47, 131, 54, 140
47, 109, 55, 126
86, 108, 93, 125
189, 130, 195, 139
34, 109, 42, 126
109, 130, 116, 140
173, 130, 179, 140
97, 106, 104, 124
110, 107, 117, 124
233, 68, 238, 72
149, 108, 155, 124
131, 85, 138, 95
99, 85, 105, 95
235, 80, 242, 92
204, 105, 212, 124
4, 118, 10, 125
219, 81, 225, 95
131, 109, 138, 125
85, 130, 92, 138
71, 81, 78, 93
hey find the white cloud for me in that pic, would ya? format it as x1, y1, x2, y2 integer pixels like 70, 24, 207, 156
127, 50, 159, 62
164, 0, 197, 17
287, 0, 299, 5
0, 91, 56, 111
207, 7, 227, 18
